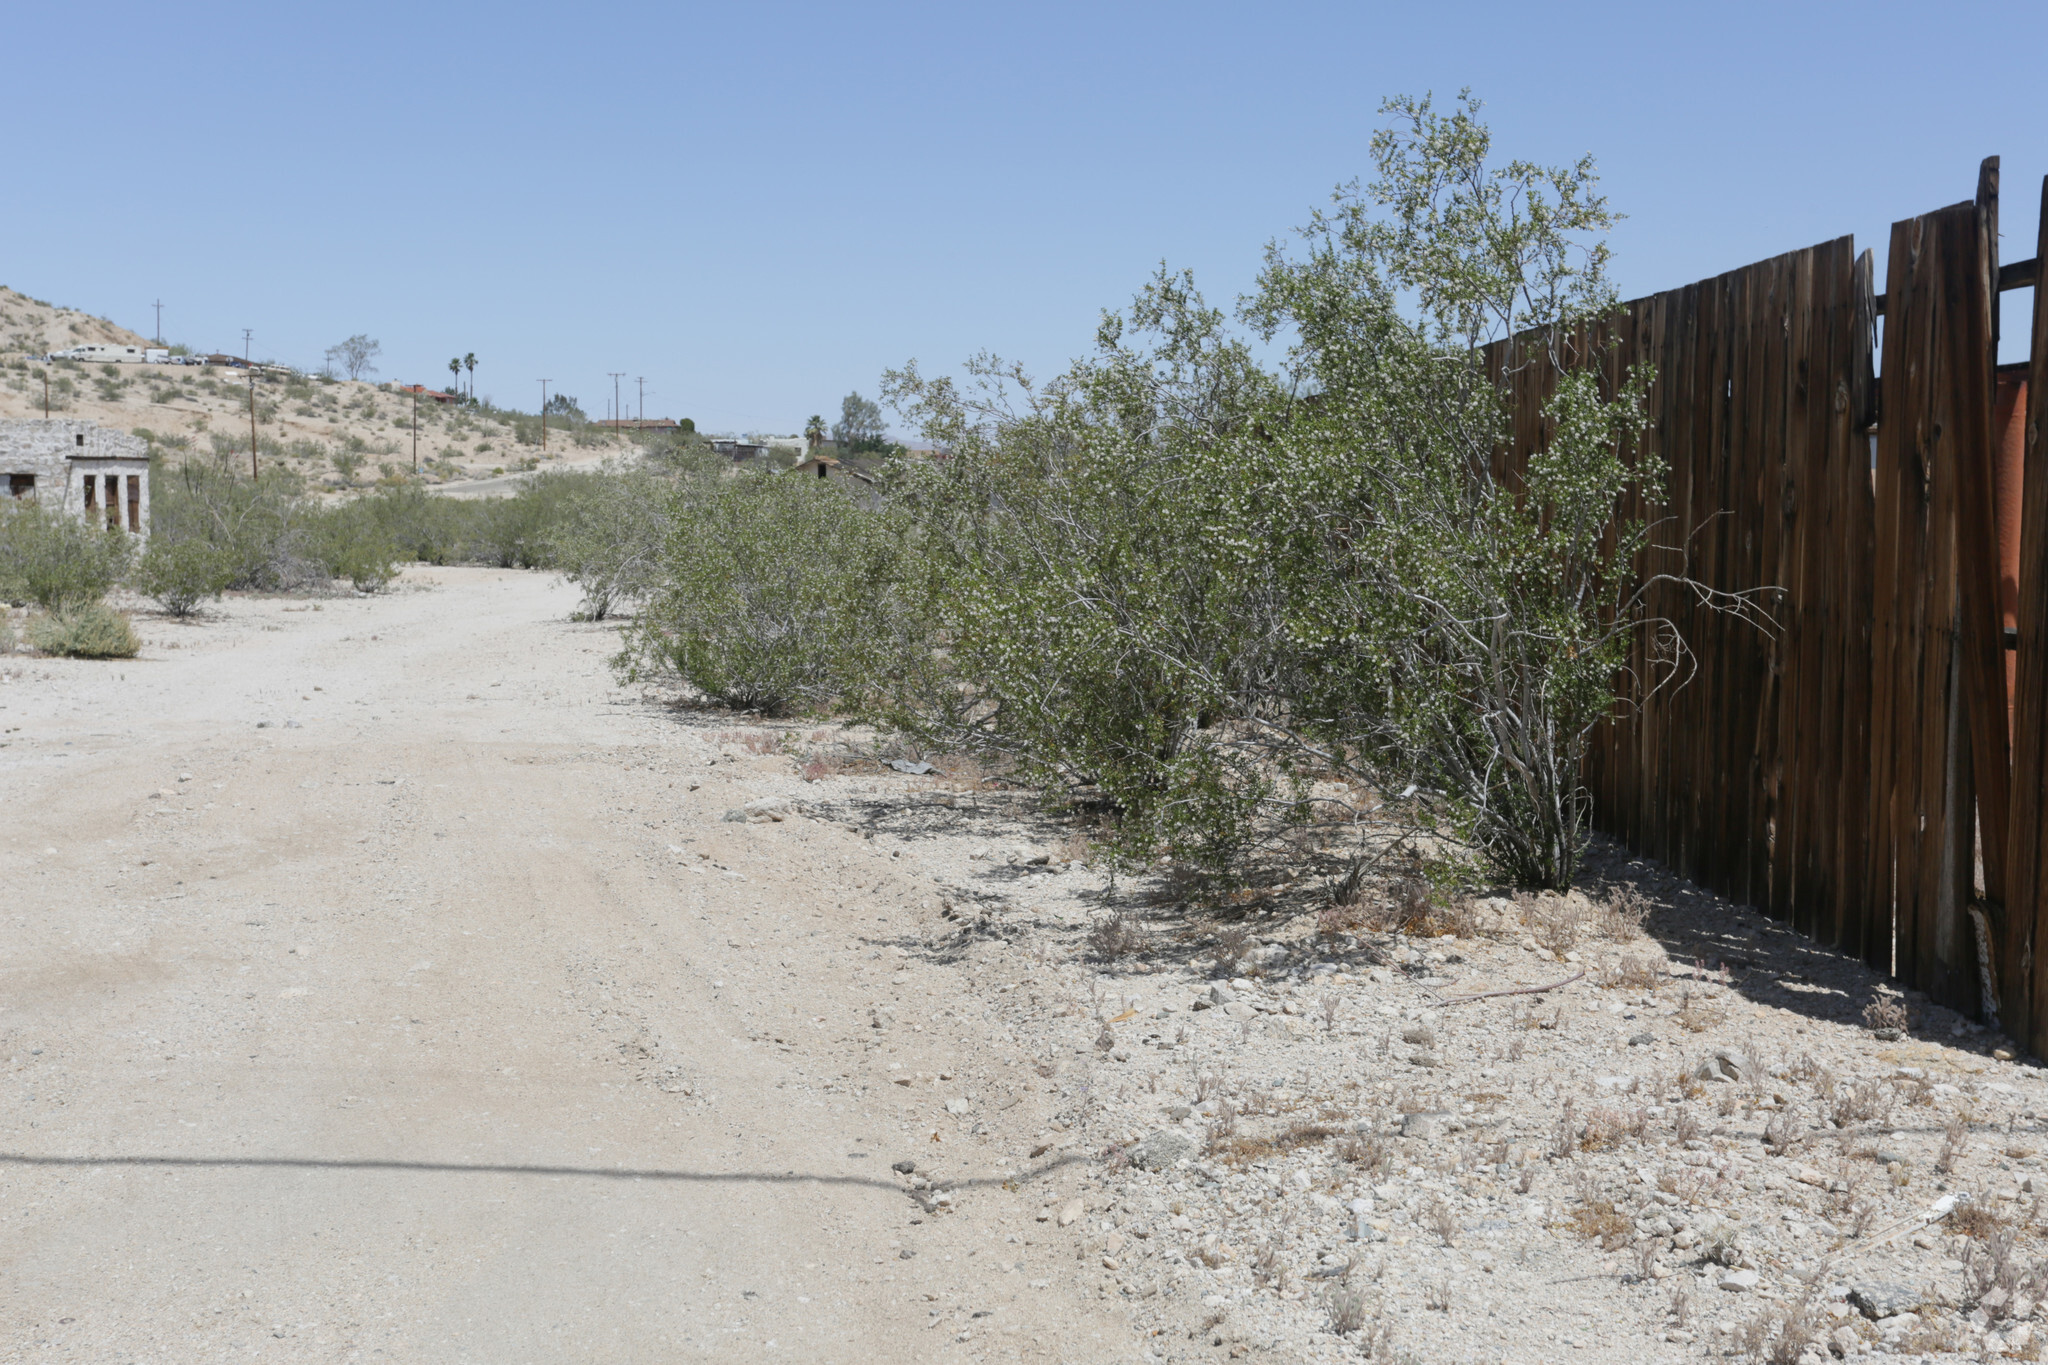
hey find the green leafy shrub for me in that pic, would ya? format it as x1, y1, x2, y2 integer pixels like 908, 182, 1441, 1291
620, 472, 916, 713
307, 500, 399, 591
0, 502, 135, 610
867, 93, 1677, 888
135, 535, 234, 615
30, 602, 140, 658
147, 460, 325, 591
546, 461, 670, 619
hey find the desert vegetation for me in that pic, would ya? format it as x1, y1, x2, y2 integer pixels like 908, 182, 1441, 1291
618, 94, 1685, 894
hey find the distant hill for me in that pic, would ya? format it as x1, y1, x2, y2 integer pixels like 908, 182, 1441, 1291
0, 286, 633, 491
0, 285, 152, 355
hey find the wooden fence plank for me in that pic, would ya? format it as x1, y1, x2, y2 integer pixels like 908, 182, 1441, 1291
2013, 176, 2048, 1056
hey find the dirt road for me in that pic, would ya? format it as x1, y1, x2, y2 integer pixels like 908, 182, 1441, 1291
0, 570, 1141, 1363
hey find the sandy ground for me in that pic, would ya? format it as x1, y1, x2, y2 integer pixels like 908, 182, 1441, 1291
0, 569, 1140, 1363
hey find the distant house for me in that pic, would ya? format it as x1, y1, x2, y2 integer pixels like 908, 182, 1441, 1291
610, 418, 681, 434
0, 420, 151, 535
396, 384, 459, 404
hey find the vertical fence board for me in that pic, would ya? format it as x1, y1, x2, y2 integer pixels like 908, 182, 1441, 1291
2013, 177, 2048, 1056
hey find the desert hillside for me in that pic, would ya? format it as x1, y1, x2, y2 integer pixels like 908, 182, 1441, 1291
0, 287, 629, 488
0, 284, 153, 354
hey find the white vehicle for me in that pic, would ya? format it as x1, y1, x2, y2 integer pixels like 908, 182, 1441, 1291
48, 343, 152, 364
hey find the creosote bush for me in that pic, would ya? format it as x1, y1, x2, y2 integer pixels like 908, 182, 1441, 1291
0, 502, 133, 609
619, 470, 917, 714
30, 601, 140, 658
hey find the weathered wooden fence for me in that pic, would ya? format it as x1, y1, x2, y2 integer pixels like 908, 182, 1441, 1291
1487, 158, 2048, 1056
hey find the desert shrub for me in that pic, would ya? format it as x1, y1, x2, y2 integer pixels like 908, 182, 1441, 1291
306, 500, 399, 591
0, 501, 134, 609
135, 535, 234, 615
546, 460, 671, 618
29, 602, 140, 658
619, 471, 917, 713
473, 470, 593, 569
0, 610, 14, 654
148, 459, 325, 590
875, 94, 1676, 886
347, 484, 473, 564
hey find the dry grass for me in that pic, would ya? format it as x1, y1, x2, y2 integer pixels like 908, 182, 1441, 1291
1863, 991, 1912, 1034
1598, 886, 1652, 940
1086, 909, 1149, 961
1325, 1285, 1369, 1335
1209, 1121, 1345, 1167
1567, 1196, 1632, 1249
1526, 893, 1584, 955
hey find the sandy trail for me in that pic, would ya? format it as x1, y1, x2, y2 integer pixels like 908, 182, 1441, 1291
0, 569, 1132, 1363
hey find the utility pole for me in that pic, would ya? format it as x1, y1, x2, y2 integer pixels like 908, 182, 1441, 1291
412, 385, 420, 475
248, 370, 259, 480
608, 372, 624, 441
242, 328, 252, 363
538, 379, 551, 454
636, 376, 645, 426
152, 300, 163, 345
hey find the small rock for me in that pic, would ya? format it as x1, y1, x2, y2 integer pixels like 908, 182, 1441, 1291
892, 1161, 915, 1174
1628, 1031, 1655, 1047
945, 1097, 971, 1115
1129, 1130, 1195, 1172
1719, 1269, 1760, 1292
1402, 1111, 1455, 1140
1056, 1198, 1084, 1228
1208, 983, 1236, 1005
1695, 1049, 1750, 1084
1166, 1104, 1191, 1121
1410, 1051, 1442, 1069
1849, 1283, 1920, 1320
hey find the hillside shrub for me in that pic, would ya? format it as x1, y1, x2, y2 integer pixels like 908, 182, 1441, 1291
30, 602, 140, 658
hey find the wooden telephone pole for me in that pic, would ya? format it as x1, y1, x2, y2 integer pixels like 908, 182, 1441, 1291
248, 371, 259, 479
412, 386, 420, 474
609, 373, 624, 440
538, 379, 551, 454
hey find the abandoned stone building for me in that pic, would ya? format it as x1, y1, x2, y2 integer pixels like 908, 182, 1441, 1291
0, 419, 150, 535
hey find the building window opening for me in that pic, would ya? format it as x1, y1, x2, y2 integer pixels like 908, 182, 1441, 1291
82, 475, 97, 509
74, 433, 85, 447
104, 474, 120, 530
8, 474, 34, 500
126, 474, 140, 532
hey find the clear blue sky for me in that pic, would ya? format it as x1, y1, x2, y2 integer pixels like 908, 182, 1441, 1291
8, 1, 2046, 433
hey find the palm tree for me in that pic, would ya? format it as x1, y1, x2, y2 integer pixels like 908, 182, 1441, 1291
804, 414, 825, 452
464, 352, 477, 400
447, 358, 461, 396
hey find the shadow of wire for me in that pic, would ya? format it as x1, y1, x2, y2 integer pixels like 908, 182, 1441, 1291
0, 1150, 1093, 1194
